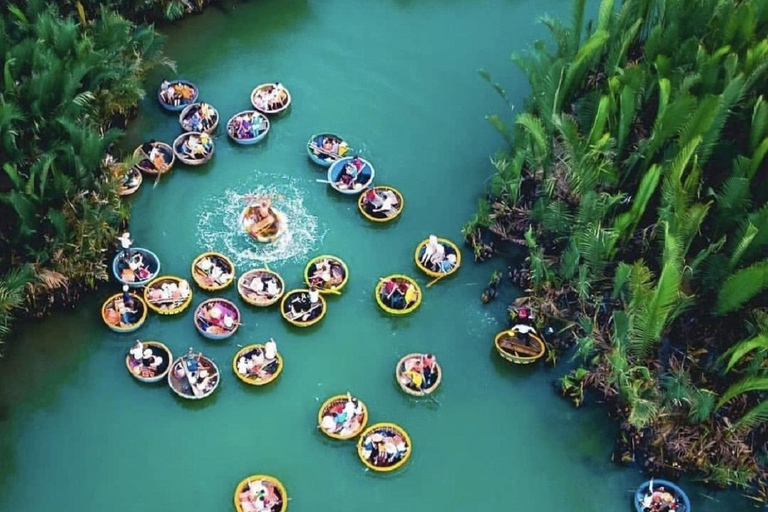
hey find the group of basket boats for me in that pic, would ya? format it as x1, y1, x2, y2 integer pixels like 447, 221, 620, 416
103, 79, 679, 511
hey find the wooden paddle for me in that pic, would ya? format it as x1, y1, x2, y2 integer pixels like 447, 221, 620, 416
426, 274, 446, 288
402, 369, 440, 405
308, 143, 351, 159
316, 179, 331, 184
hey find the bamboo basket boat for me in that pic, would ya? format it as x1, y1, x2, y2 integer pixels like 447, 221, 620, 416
227, 110, 270, 145
357, 423, 411, 472
157, 79, 198, 111
241, 204, 287, 243
280, 289, 326, 327
173, 132, 215, 166
132, 142, 175, 175
414, 236, 462, 279
125, 341, 173, 383
634, 479, 690, 512
143, 276, 193, 315
194, 298, 241, 340
168, 349, 220, 400
237, 269, 285, 307
304, 255, 349, 294
327, 156, 375, 195
179, 102, 219, 133
395, 353, 442, 396
250, 83, 292, 115
358, 186, 404, 223
493, 325, 546, 364
375, 275, 422, 315
101, 292, 147, 333
232, 343, 283, 386
306, 133, 350, 167
116, 165, 142, 196
112, 248, 161, 288
317, 394, 368, 440
234, 475, 287, 512
191, 252, 235, 291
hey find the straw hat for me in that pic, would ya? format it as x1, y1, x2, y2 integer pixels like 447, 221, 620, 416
143, 349, 152, 358
370, 433, 384, 443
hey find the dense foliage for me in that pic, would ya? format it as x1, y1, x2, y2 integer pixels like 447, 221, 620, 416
74, 0, 221, 23
469, 0, 768, 495
0, 1, 170, 342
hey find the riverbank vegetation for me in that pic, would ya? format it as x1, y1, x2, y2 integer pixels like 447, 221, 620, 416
468, 0, 768, 497
0, 2, 172, 345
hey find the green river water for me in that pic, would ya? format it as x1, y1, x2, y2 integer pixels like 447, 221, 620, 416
0, 0, 755, 510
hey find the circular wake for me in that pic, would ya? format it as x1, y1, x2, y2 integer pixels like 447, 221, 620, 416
196, 172, 326, 269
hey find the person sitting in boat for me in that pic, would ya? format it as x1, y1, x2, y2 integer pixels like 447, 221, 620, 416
251, 114, 264, 136
438, 253, 457, 273
402, 281, 418, 307
188, 109, 203, 131
159, 80, 172, 103
199, 103, 214, 130
363, 188, 384, 210
422, 354, 437, 387
148, 146, 168, 171
380, 278, 401, 308
372, 189, 399, 214
183, 134, 207, 158
264, 277, 281, 297
319, 136, 335, 157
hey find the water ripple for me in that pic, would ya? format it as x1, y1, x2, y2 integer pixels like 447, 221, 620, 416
196, 172, 326, 268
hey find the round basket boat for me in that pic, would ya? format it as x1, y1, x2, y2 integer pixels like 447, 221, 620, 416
238, 269, 285, 307
143, 276, 193, 315
395, 353, 442, 396
304, 255, 349, 294
115, 165, 142, 196
251, 83, 291, 115
132, 142, 175, 175
157, 79, 198, 111
173, 132, 214, 166
494, 325, 546, 364
191, 252, 235, 291
241, 203, 287, 243
317, 394, 368, 440
194, 298, 241, 340
307, 133, 350, 167
112, 248, 161, 288
327, 156, 375, 195
168, 349, 220, 400
375, 274, 422, 315
125, 341, 172, 383
280, 289, 326, 327
101, 292, 147, 333
634, 479, 690, 512
414, 236, 462, 279
357, 423, 411, 472
232, 343, 283, 386
234, 475, 287, 512
227, 110, 270, 145
179, 102, 219, 133
358, 186, 404, 223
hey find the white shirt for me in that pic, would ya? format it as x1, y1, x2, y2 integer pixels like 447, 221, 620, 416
515, 324, 535, 334
265, 280, 279, 295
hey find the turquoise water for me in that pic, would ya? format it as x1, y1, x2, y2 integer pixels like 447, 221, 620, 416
0, 0, 753, 510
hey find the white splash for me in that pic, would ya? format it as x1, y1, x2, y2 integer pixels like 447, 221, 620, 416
196, 172, 326, 268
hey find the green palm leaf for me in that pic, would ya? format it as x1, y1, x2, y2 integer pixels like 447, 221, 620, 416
716, 376, 768, 410
715, 261, 768, 315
